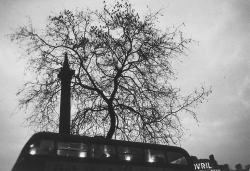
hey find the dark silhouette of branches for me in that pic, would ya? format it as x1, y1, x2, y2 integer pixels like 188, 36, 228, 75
9, 0, 211, 145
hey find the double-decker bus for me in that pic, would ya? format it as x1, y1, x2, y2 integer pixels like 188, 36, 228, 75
12, 132, 194, 171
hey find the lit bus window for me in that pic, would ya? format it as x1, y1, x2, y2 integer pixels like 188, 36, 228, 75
57, 142, 88, 158
118, 146, 143, 162
90, 144, 116, 159
166, 152, 188, 165
144, 149, 166, 163
29, 139, 54, 155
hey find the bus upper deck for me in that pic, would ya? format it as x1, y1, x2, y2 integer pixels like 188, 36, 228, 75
12, 132, 194, 171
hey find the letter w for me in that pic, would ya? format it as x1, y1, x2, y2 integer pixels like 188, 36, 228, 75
194, 164, 200, 170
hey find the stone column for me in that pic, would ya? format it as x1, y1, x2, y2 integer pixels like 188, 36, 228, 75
58, 53, 75, 134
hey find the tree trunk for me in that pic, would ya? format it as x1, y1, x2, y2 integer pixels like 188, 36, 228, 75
106, 103, 116, 139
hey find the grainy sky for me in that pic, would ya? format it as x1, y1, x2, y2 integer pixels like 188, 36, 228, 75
1, 0, 250, 170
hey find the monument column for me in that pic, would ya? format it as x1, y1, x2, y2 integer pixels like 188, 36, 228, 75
58, 53, 75, 134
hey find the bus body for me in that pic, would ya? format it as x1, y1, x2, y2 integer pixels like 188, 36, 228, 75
12, 132, 194, 171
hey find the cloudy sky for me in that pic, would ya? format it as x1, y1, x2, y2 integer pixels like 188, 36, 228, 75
1, 0, 250, 170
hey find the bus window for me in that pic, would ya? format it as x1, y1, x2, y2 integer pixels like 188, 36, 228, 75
90, 144, 116, 159
144, 149, 166, 163
29, 139, 54, 155
166, 151, 188, 165
57, 142, 88, 158
118, 146, 143, 162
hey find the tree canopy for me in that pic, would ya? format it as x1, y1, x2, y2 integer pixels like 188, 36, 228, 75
10, 0, 211, 145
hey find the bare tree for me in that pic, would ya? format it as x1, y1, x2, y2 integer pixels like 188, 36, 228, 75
10, 0, 211, 145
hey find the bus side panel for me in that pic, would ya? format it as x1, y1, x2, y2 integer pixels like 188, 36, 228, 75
12, 158, 44, 171
45, 161, 176, 171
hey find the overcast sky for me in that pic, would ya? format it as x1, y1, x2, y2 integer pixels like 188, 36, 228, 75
1, 0, 250, 170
